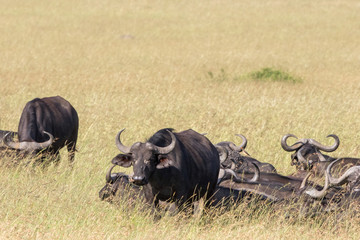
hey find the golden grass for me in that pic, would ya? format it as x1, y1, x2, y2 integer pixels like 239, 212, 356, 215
1, 0, 360, 239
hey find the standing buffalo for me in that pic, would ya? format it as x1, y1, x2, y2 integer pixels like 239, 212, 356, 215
111, 128, 220, 210
3, 96, 79, 164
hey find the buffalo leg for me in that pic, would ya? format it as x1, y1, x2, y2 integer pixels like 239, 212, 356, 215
67, 141, 76, 165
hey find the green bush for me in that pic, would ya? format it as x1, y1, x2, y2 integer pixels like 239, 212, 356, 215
249, 68, 302, 83
207, 68, 302, 83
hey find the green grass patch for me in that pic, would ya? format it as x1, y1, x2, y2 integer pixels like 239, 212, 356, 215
248, 67, 303, 83
207, 68, 302, 83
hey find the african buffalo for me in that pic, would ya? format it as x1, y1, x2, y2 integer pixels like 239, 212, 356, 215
306, 159, 360, 199
99, 164, 154, 205
303, 160, 360, 214
3, 96, 79, 164
215, 134, 277, 174
282, 134, 360, 178
327, 159, 360, 194
209, 184, 274, 207
216, 160, 343, 213
218, 166, 313, 190
111, 128, 220, 210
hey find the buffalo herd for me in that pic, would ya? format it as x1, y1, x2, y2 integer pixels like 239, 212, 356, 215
2, 96, 360, 218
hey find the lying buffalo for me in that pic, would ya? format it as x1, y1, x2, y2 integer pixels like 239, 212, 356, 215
209, 184, 275, 208
303, 160, 360, 214
100, 164, 273, 212
111, 128, 220, 210
3, 96, 79, 164
218, 164, 312, 191
306, 159, 360, 199
215, 134, 277, 174
282, 134, 360, 178
99, 164, 153, 205
217, 168, 343, 220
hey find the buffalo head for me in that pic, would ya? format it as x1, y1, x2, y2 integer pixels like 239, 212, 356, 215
281, 134, 339, 170
215, 134, 248, 170
111, 129, 176, 185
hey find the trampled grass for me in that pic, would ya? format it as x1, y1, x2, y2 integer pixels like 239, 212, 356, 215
1, 0, 360, 239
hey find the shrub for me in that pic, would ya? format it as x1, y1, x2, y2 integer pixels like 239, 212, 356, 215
249, 67, 302, 83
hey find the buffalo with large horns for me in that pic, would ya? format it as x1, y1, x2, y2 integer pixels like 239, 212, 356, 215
306, 159, 360, 199
99, 164, 154, 205
111, 128, 220, 210
215, 134, 277, 174
302, 159, 360, 214
281, 134, 360, 178
3, 96, 79, 164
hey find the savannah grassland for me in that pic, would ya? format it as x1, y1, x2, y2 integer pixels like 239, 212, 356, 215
1, 0, 360, 239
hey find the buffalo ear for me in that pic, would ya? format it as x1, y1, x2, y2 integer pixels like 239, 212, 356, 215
156, 156, 173, 169
111, 154, 132, 168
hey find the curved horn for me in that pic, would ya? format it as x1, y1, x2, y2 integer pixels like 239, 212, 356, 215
230, 162, 237, 170
4, 131, 54, 150
327, 158, 360, 186
115, 129, 131, 154
154, 130, 176, 155
222, 169, 247, 183
326, 158, 342, 185
249, 162, 260, 182
315, 149, 328, 162
229, 134, 247, 152
296, 148, 308, 168
217, 168, 225, 183
106, 164, 117, 183
281, 134, 305, 151
221, 169, 239, 182
300, 172, 312, 189
305, 166, 330, 199
308, 134, 340, 152
215, 145, 228, 163
222, 164, 259, 183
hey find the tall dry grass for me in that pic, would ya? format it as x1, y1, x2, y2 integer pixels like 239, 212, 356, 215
1, 0, 360, 239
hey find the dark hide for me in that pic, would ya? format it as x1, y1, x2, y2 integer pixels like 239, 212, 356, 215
216, 141, 277, 173
99, 172, 154, 206
291, 157, 360, 179
218, 179, 294, 202
112, 129, 220, 209
218, 178, 340, 204
5, 96, 78, 164
282, 134, 360, 178
209, 185, 274, 207
290, 145, 335, 171
231, 171, 309, 189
